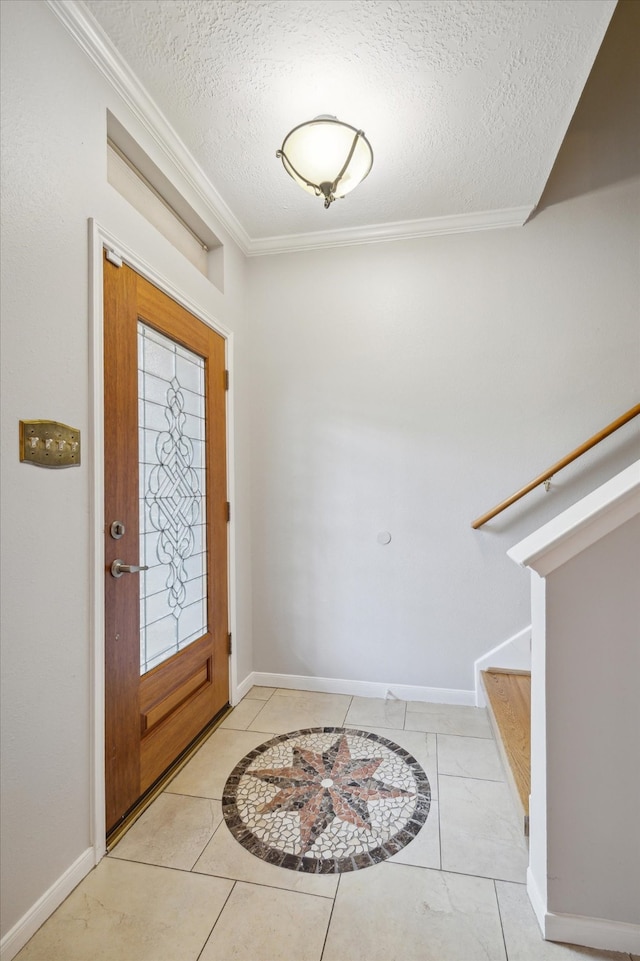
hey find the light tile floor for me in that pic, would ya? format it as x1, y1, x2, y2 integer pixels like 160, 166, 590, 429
15, 689, 633, 961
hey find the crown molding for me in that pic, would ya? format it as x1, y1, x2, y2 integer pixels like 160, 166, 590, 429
246, 206, 534, 256
46, 0, 251, 255
46, 0, 533, 259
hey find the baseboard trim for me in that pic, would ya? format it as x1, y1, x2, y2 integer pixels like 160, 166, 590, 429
0, 847, 95, 961
246, 671, 475, 705
526, 866, 547, 935
234, 671, 257, 703
474, 626, 532, 707
526, 867, 640, 953
545, 911, 640, 954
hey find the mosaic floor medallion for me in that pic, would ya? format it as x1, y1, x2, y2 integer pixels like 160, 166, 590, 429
222, 727, 431, 873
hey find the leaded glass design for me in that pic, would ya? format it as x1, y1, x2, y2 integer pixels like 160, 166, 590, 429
138, 323, 207, 674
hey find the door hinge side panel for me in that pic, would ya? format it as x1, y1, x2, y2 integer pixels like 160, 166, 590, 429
227, 633, 232, 655
226, 501, 231, 522
224, 369, 229, 391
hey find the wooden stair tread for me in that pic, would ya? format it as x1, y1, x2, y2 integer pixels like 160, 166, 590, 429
482, 669, 531, 823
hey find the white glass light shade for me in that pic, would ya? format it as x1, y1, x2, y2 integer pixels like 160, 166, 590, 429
277, 116, 373, 208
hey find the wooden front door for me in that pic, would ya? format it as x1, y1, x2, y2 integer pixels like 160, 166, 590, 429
104, 253, 229, 835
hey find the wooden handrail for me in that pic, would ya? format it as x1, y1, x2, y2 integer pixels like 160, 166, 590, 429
471, 403, 640, 529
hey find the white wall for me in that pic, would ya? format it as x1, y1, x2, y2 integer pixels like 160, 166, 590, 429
0, 0, 252, 942
247, 0, 639, 694
248, 180, 639, 690
546, 514, 640, 927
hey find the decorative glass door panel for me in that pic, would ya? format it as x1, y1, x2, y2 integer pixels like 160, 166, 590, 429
138, 324, 208, 674
104, 254, 229, 836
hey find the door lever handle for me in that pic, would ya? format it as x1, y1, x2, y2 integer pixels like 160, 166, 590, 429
111, 559, 149, 578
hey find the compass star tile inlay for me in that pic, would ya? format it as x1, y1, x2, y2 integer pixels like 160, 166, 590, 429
222, 728, 431, 873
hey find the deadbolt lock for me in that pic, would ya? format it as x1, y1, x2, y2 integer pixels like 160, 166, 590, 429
110, 521, 126, 539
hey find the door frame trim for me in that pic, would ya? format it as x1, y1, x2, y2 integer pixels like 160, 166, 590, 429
88, 218, 237, 862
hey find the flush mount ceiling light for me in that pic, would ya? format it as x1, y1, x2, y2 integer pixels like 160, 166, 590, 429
276, 115, 373, 209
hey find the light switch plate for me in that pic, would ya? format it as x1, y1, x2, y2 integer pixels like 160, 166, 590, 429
20, 420, 81, 468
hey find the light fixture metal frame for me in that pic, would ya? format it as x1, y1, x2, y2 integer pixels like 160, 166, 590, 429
276, 117, 374, 209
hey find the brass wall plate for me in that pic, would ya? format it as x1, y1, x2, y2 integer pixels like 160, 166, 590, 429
20, 420, 81, 468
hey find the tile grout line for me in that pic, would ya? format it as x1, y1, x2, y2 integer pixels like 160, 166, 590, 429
343, 723, 406, 733
446, 867, 527, 885
108, 850, 342, 900
319, 873, 341, 961
189, 807, 226, 871
107, 854, 216, 877
341, 695, 354, 727
383, 858, 527, 886
493, 878, 510, 961
435, 771, 506, 783
194, 879, 237, 961
405, 728, 494, 740
193, 872, 338, 901
164, 790, 225, 801
228, 727, 282, 736
244, 695, 269, 730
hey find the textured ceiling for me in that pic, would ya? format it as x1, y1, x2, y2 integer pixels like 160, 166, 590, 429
82, 0, 615, 245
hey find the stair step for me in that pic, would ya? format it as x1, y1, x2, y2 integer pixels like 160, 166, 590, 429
482, 669, 531, 834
